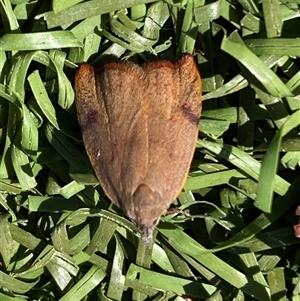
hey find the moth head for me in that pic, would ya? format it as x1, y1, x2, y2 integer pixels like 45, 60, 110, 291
125, 183, 167, 244
138, 223, 156, 246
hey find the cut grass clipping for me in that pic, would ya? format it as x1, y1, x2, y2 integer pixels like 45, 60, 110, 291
1, 1, 300, 301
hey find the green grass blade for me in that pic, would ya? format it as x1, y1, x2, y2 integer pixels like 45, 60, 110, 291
0, 32, 82, 51
221, 31, 292, 97
255, 109, 300, 212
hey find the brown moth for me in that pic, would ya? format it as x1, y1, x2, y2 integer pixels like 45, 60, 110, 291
74, 55, 202, 243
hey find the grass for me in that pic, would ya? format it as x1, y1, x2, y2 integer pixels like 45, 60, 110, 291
0, 0, 300, 300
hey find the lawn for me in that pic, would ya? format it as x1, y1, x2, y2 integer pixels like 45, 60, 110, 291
0, 0, 300, 300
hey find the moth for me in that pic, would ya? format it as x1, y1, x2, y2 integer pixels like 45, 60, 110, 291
75, 55, 202, 243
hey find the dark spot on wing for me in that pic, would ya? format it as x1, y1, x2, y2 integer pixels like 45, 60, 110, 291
181, 103, 200, 125
79, 109, 98, 131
